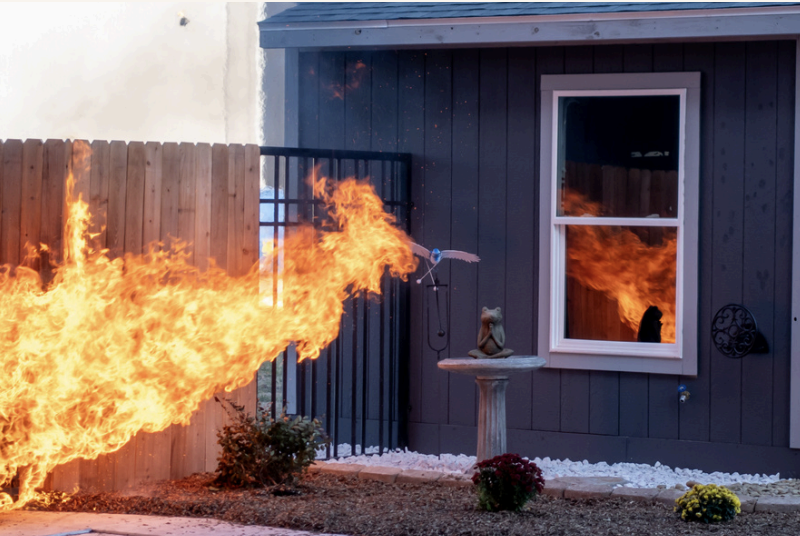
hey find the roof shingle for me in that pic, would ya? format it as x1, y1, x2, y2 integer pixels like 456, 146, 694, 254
262, 2, 800, 24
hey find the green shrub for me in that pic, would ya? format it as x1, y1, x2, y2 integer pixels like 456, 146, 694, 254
471, 453, 545, 512
214, 397, 329, 488
675, 483, 741, 523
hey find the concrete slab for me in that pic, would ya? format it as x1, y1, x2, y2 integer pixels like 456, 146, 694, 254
563, 484, 614, 500
610, 486, 660, 502
0, 511, 348, 536
358, 466, 402, 484
754, 496, 800, 513
318, 463, 366, 478
396, 469, 442, 484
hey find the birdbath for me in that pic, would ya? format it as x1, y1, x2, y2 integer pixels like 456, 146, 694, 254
438, 356, 546, 463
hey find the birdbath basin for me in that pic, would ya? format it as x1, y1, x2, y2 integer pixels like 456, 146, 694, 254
438, 356, 545, 464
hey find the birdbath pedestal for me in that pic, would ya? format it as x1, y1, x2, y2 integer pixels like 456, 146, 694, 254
437, 356, 546, 463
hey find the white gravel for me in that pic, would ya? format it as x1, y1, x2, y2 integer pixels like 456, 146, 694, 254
320, 445, 783, 489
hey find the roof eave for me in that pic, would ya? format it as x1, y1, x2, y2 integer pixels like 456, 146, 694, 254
259, 6, 800, 49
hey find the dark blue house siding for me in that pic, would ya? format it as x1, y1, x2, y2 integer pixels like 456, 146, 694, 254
295, 41, 800, 476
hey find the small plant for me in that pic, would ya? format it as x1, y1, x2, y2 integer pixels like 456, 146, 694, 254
674, 483, 741, 523
471, 453, 545, 512
214, 397, 329, 488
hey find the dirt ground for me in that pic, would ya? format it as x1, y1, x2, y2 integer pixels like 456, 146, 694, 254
32, 472, 800, 536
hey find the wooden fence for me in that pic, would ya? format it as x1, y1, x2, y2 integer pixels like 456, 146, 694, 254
0, 138, 260, 492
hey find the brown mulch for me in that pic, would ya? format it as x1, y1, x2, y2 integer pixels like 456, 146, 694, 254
32, 472, 800, 536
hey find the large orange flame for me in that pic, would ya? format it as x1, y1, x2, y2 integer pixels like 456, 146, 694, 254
0, 146, 417, 510
562, 190, 677, 343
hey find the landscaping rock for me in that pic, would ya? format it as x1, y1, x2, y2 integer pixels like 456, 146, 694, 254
737, 494, 757, 513
438, 473, 473, 488
358, 466, 402, 484
653, 489, 684, 507
541, 479, 569, 498
397, 469, 442, 484
319, 463, 366, 478
610, 486, 659, 502
754, 495, 800, 513
307, 461, 326, 474
556, 476, 628, 485
564, 484, 613, 499
728, 479, 800, 498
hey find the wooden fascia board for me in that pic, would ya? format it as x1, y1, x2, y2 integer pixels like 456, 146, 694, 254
260, 10, 800, 50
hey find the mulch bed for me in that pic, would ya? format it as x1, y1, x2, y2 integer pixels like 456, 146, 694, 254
32, 472, 800, 535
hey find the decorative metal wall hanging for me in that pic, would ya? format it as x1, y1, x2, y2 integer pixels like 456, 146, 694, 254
425, 274, 450, 360
711, 304, 769, 358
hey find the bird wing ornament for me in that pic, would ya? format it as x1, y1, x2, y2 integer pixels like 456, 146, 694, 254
438, 250, 480, 263
408, 241, 480, 285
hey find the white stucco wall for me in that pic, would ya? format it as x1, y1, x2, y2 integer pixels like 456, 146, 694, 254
0, 2, 263, 144
261, 2, 295, 148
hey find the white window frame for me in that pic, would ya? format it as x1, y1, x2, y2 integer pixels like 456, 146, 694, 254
538, 72, 700, 376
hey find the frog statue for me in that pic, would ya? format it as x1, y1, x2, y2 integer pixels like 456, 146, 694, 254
468, 306, 514, 359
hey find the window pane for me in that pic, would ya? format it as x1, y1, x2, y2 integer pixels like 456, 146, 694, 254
564, 225, 677, 344
557, 95, 679, 218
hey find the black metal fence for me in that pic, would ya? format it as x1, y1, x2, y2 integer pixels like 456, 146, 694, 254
258, 146, 412, 459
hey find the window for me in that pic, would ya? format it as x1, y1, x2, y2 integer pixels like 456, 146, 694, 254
538, 73, 700, 375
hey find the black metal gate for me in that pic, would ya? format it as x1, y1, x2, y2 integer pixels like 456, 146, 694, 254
258, 146, 412, 459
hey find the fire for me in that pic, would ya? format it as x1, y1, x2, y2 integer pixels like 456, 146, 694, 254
0, 145, 417, 510
562, 190, 677, 343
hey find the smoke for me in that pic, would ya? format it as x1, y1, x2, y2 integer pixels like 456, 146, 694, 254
0, 3, 259, 144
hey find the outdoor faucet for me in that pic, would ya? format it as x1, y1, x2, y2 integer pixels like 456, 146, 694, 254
678, 384, 690, 404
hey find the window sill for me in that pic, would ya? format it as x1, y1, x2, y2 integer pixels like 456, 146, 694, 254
545, 351, 696, 376
552, 338, 680, 359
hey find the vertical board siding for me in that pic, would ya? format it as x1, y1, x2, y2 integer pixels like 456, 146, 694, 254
371, 50, 400, 434
297, 41, 797, 467
530, 47, 565, 434
741, 41, 778, 447
681, 42, 716, 443
476, 48, 508, 312
710, 42, 747, 445
772, 41, 796, 448
422, 50, 453, 430
449, 49, 481, 428
0, 140, 263, 491
504, 46, 538, 432
344, 51, 372, 436
398, 50, 426, 432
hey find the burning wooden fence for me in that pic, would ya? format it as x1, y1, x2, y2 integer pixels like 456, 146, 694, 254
0, 138, 260, 492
